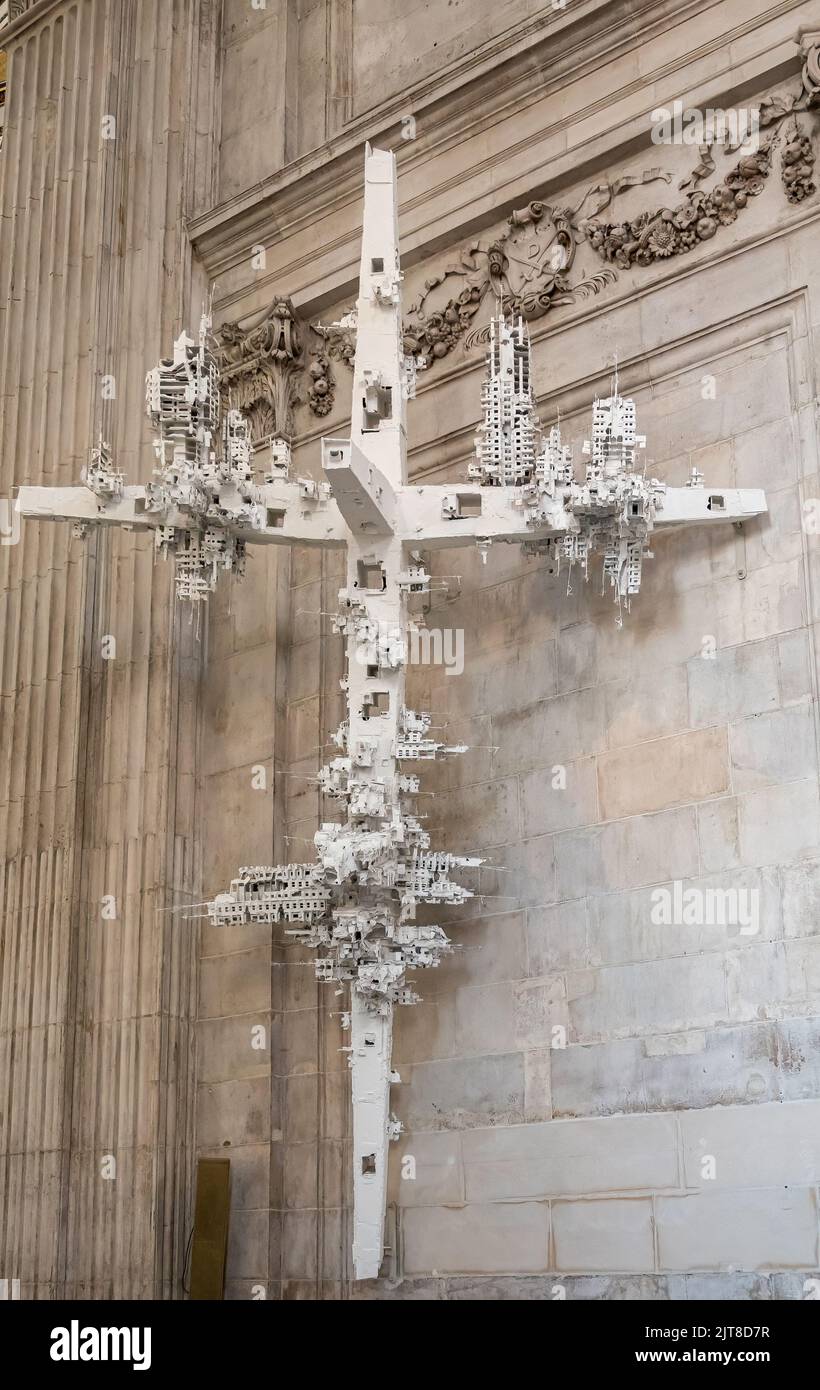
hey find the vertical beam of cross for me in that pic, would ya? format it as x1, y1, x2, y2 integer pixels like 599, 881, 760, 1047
330, 146, 407, 1279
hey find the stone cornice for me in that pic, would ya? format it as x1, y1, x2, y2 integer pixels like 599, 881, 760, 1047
2, 0, 65, 43
192, 0, 811, 318
191, 0, 731, 265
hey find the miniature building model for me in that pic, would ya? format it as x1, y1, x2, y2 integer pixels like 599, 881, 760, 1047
16, 145, 767, 1282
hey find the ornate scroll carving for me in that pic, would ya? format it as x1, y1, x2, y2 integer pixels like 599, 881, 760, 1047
400, 202, 619, 368
219, 39, 818, 421
802, 36, 820, 106
582, 41, 818, 272
581, 140, 775, 269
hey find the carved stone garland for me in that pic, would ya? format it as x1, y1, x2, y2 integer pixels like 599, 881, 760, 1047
216, 39, 818, 433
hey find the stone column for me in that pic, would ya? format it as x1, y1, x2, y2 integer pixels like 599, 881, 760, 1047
0, 0, 219, 1299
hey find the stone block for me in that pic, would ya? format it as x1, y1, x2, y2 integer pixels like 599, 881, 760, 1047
726, 942, 789, 1021
226, 1209, 270, 1282
681, 1273, 773, 1300
199, 946, 272, 1019
734, 416, 796, 492
280, 1008, 322, 1077
388, 1131, 463, 1207
597, 727, 729, 821
552, 1036, 647, 1118
450, 640, 556, 717
462, 1112, 678, 1201
445, 910, 527, 989
202, 644, 275, 778
737, 781, 820, 867
715, 559, 804, 649
519, 757, 598, 836
197, 1076, 273, 1149
524, 1046, 552, 1123
436, 777, 519, 852
492, 687, 607, 778
679, 1099, 820, 1188
555, 807, 699, 899
526, 898, 588, 975
552, 1198, 654, 1272
778, 1018, 820, 1101
642, 1021, 781, 1111
777, 630, 813, 705
567, 953, 727, 1043
455, 983, 516, 1056
513, 977, 569, 1049
283, 1142, 320, 1210
729, 706, 816, 792
478, 834, 555, 909
657, 1189, 818, 1270
197, 1014, 272, 1084
784, 937, 820, 998
556, 622, 596, 695
281, 1210, 318, 1282
587, 865, 780, 967
403, 1201, 549, 1275
604, 665, 689, 750
393, 998, 457, 1064
201, 765, 276, 901
687, 638, 779, 728
781, 861, 820, 938
393, 1054, 526, 1132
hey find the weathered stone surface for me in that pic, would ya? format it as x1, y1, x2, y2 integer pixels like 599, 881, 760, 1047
552, 1198, 655, 1273
5, 0, 820, 1302
552, 1021, 784, 1118
729, 706, 817, 792
393, 1054, 526, 1131
687, 638, 780, 727
567, 954, 727, 1043
461, 1113, 678, 1200
657, 1189, 818, 1271
555, 807, 700, 900
403, 1201, 549, 1275
679, 1099, 820, 1189
597, 728, 730, 820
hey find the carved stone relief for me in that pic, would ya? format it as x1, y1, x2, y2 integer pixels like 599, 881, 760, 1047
217, 39, 818, 435
581, 42, 819, 270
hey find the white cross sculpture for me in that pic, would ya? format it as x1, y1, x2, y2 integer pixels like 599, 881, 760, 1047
17, 144, 767, 1283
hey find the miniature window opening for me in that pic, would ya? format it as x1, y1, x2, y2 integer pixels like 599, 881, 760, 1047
371, 257, 384, 273
356, 559, 386, 591
266, 507, 286, 528
362, 382, 392, 432
363, 691, 390, 718
366, 664, 379, 678
707, 494, 725, 511
362, 1154, 377, 1175
456, 493, 482, 518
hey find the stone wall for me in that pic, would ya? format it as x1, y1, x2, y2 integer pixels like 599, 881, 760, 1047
4, 0, 820, 1301
194, 0, 820, 1298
